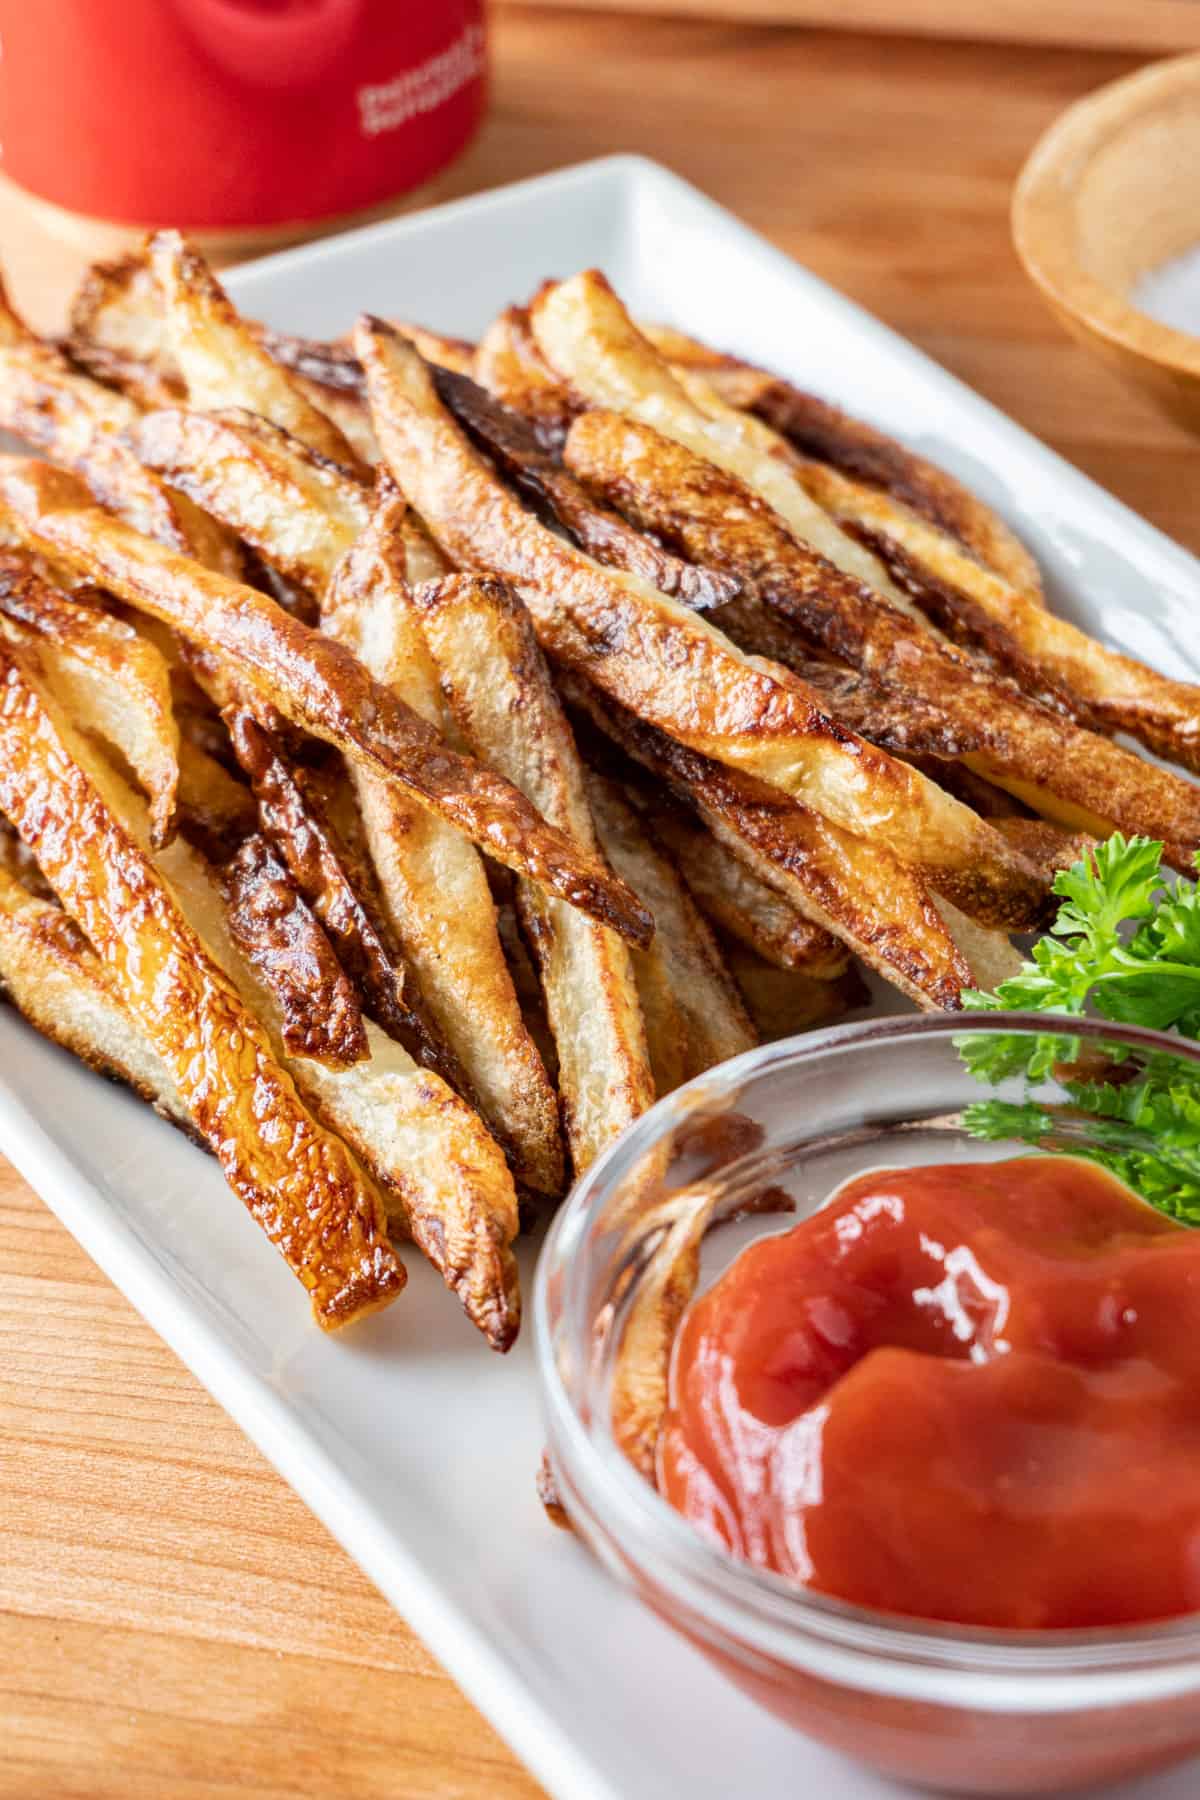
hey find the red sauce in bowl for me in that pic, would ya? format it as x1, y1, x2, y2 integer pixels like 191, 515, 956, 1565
658, 1157, 1200, 1629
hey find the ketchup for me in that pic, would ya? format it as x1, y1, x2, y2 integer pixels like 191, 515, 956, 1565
658, 1158, 1200, 1629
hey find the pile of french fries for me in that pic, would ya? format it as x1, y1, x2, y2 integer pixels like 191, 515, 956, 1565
1, 236, 1198, 1352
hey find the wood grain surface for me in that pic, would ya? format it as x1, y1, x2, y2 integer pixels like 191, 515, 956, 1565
2, 12, 1197, 1798
525, 0, 1200, 55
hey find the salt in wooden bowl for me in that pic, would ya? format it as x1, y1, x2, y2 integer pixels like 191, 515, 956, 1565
1013, 52, 1200, 432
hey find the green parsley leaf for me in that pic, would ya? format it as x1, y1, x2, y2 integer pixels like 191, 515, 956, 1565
959, 835, 1200, 1221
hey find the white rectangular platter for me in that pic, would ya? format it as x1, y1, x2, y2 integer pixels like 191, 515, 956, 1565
2, 156, 1198, 1800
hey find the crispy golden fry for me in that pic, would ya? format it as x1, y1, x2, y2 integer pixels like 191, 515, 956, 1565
226, 709, 465, 1092
290, 378, 378, 467
0, 860, 193, 1133
808, 504, 1074, 714
912, 756, 1027, 820
434, 366, 741, 610
393, 322, 476, 375
20, 640, 521, 1348
608, 1175, 712, 1478
798, 457, 1200, 772
0, 328, 179, 538
221, 832, 369, 1070
564, 410, 1200, 871
0, 276, 243, 582
356, 320, 1039, 927
928, 895, 1021, 993
144, 802, 521, 1349
290, 1018, 520, 1347
474, 305, 580, 444
0, 637, 404, 1327
0, 526, 630, 1318
607, 1110, 814, 1475
175, 735, 257, 861
496, 899, 560, 1088
148, 230, 367, 474
724, 942, 867, 1040
252, 328, 380, 465
68, 255, 381, 464
66, 250, 183, 407
642, 321, 1045, 601
529, 272, 921, 612
414, 572, 654, 1177
137, 405, 370, 594
993, 815, 1095, 886
0, 560, 180, 844
324, 503, 565, 1197
646, 799, 850, 977
583, 770, 757, 1091
710, 592, 988, 758
0, 457, 651, 944
562, 672, 980, 1009
256, 326, 363, 397
711, 602, 1076, 840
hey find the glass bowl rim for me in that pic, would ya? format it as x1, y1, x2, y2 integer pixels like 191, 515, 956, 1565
533, 1011, 1200, 1711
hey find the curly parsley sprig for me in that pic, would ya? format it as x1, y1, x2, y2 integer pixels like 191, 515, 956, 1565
958, 834, 1200, 1222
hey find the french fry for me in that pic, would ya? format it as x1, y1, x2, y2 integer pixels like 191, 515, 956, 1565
646, 799, 850, 977
0, 859, 193, 1135
13, 613, 521, 1342
710, 589, 993, 758
723, 942, 867, 1040
0, 559, 180, 844
529, 272, 923, 615
434, 365, 741, 611
144, 797, 522, 1350
0, 636, 405, 1328
610, 1176, 712, 1477
474, 305, 580, 445
136, 398, 565, 1184
355, 319, 1041, 928
175, 735, 257, 860
66, 250, 183, 408
221, 832, 369, 1070
137, 405, 370, 595
582, 770, 757, 1090
711, 597, 1075, 838
291, 1016, 521, 1348
797, 456, 1200, 773
226, 709, 466, 1094
789, 492, 1075, 714
253, 327, 380, 465
928, 895, 1021, 994
255, 326, 364, 398
148, 230, 368, 474
413, 572, 655, 1177
0, 276, 244, 581
562, 410, 1200, 870
560, 670, 984, 1009
992, 816, 1096, 886
392, 322, 476, 375
0, 456, 652, 944
323, 505, 565, 1196
68, 251, 380, 459
68, 253, 382, 465
641, 321, 1045, 602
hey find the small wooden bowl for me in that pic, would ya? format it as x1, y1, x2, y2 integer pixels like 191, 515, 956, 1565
1013, 53, 1200, 432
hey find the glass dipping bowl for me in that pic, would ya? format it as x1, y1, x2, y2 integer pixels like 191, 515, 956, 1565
534, 1013, 1200, 1796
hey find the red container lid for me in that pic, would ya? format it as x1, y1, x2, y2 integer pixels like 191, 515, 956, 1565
0, 0, 486, 230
